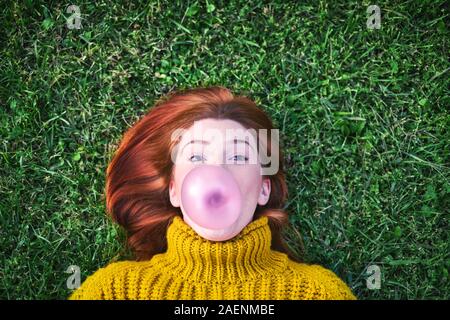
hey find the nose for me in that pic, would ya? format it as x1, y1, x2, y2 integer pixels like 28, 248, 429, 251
205, 152, 227, 166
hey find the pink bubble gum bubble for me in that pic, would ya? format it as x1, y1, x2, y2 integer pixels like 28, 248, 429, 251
180, 165, 242, 230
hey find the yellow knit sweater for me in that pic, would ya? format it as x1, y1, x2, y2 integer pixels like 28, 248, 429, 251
68, 215, 356, 300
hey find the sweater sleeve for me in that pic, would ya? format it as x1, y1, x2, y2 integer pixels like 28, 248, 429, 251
68, 261, 141, 300
68, 261, 133, 300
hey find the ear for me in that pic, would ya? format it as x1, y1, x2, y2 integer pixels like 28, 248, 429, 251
169, 179, 180, 207
257, 178, 271, 206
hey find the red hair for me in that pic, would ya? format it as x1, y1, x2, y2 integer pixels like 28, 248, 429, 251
105, 86, 302, 262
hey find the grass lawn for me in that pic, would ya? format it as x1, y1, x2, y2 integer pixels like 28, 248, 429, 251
0, 0, 448, 299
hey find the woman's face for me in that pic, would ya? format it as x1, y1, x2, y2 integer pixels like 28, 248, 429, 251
169, 118, 271, 241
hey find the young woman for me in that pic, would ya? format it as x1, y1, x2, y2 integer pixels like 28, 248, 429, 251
69, 86, 356, 300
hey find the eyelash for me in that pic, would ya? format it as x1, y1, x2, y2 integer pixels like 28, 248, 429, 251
188, 154, 249, 162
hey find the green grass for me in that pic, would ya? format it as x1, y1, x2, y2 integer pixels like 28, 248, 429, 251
0, 0, 448, 299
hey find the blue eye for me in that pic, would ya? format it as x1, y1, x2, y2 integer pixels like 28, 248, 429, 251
189, 154, 205, 162
230, 155, 248, 162
188, 154, 248, 163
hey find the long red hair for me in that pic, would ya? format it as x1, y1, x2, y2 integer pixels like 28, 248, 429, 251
105, 86, 302, 262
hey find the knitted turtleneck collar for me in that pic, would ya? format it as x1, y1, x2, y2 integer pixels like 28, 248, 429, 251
152, 215, 289, 283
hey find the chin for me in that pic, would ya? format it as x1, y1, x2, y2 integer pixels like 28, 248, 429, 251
202, 233, 236, 242
194, 224, 240, 242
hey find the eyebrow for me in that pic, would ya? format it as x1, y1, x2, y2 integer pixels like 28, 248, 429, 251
180, 138, 253, 154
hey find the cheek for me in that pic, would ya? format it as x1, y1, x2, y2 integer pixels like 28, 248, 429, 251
172, 164, 193, 192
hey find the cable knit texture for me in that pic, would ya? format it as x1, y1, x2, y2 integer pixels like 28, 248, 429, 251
68, 215, 356, 300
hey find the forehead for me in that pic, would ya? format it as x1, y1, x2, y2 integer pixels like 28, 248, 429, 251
179, 118, 254, 142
